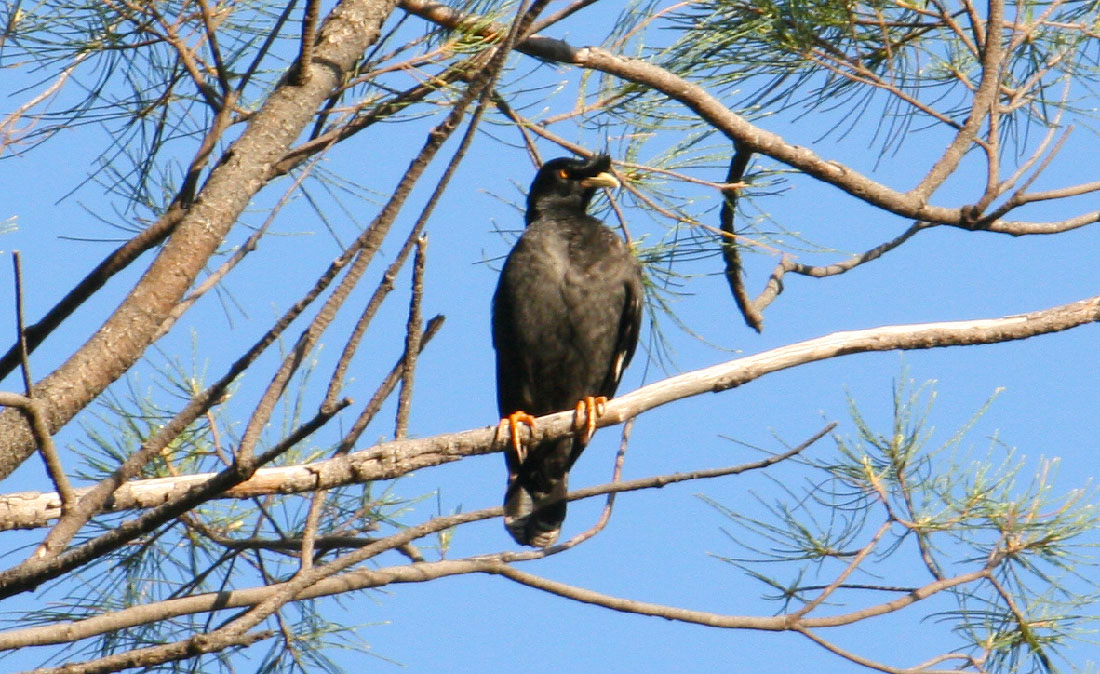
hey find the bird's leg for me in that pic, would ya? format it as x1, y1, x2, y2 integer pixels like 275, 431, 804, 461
573, 396, 608, 444
498, 411, 537, 464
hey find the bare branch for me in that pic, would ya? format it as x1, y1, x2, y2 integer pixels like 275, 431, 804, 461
718, 145, 763, 332
24, 629, 272, 674
489, 561, 990, 633
0, 426, 824, 651
395, 236, 428, 439
7, 253, 76, 521
0, 291, 1096, 532
753, 221, 934, 314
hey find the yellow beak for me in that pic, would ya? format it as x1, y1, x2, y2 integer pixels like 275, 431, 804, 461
580, 171, 620, 189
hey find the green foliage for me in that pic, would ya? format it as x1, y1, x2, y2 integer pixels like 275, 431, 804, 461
657, 0, 1100, 152
706, 376, 1100, 673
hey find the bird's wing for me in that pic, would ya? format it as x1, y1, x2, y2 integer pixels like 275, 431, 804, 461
491, 256, 530, 416
602, 254, 644, 397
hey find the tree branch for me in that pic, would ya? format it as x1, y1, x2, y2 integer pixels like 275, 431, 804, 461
400, 0, 1098, 236
2, 292, 1097, 531
0, 426, 824, 651
0, 0, 406, 478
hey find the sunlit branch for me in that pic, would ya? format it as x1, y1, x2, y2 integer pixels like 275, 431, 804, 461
24, 629, 272, 674
3, 293, 1100, 531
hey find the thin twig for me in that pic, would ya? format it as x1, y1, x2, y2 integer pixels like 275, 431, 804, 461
793, 625, 966, 674
11, 252, 32, 394
322, 224, 423, 411
338, 315, 445, 453
197, 0, 231, 95
9, 252, 76, 523
298, 489, 328, 572
752, 221, 933, 314
552, 418, 634, 550
792, 521, 892, 618
718, 144, 762, 332
395, 236, 428, 439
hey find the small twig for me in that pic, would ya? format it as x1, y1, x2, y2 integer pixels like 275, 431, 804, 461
529, 0, 600, 33
24, 400, 76, 537
236, 0, 298, 95
793, 624, 965, 674
338, 315, 444, 453
492, 93, 541, 167
551, 418, 634, 551
792, 521, 892, 618
9, 252, 77, 523
12, 251, 32, 394
718, 144, 762, 332
752, 221, 933, 314
196, 0, 231, 95
298, 489, 328, 572
395, 236, 428, 440
322, 229, 418, 410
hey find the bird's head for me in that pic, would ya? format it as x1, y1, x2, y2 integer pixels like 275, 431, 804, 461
525, 154, 619, 225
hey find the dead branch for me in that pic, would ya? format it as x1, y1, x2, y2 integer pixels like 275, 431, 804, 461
1, 292, 1097, 532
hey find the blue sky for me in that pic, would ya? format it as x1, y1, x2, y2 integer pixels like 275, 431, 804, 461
2, 2, 1100, 672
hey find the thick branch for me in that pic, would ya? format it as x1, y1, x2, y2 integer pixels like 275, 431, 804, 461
3, 294, 1098, 530
0, 0, 402, 479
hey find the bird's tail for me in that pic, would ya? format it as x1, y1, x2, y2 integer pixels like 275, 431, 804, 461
503, 437, 577, 547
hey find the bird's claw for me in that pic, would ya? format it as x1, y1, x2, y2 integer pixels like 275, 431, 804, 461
573, 396, 607, 444
499, 411, 537, 464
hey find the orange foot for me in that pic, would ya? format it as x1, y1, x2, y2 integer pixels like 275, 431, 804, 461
499, 411, 537, 464
573, 396, 608, 444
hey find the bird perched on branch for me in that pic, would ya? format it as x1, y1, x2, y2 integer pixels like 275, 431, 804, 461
492, 154, 644, 547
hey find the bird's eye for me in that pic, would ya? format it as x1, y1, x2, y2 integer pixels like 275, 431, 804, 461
557, 168, 570, 179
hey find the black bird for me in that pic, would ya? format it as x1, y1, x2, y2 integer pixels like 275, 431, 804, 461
492, 154, 644, 547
